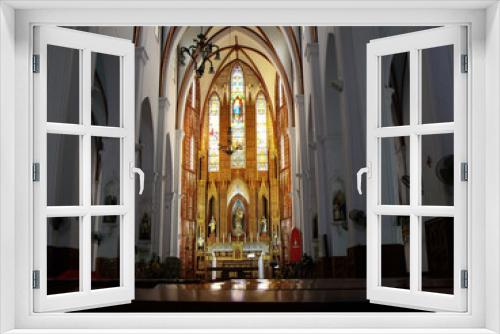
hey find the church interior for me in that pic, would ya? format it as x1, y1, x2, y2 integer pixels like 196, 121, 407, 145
46, 26, 455, 312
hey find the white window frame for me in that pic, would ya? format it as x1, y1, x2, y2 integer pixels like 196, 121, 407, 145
0, 1, 498, 333
365, 26, 468, 312
32, 26, 136, 312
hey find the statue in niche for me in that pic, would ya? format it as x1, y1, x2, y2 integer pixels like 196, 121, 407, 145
232, 203, 245, 237
260, 216, 268, 234
208, 216, 217, 236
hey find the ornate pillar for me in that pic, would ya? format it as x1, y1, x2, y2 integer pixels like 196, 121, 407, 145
249, 180, 257, 239
220, 181, 228, 241
270, 163, 280, 237
197, 179, 207, 240
305, 42, 331, 257
170, 128, 184, 257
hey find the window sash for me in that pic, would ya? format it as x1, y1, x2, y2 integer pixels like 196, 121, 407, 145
5, 4, 491, 331
32, 26, 135, 312
366, 26, 468, 312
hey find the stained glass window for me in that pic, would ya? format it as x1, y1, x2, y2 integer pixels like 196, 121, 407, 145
256, 93, 268, 171
208, 94, 220, 172
230, 65, 246, 168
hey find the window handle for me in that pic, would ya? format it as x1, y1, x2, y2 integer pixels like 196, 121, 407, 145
130, 162, 145, 195
356, 163, 371, 195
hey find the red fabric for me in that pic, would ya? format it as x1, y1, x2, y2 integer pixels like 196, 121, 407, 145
289, 227, 302, 263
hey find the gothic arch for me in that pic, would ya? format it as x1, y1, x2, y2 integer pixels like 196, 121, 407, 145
200, 59, 275, 134
227, 178, 250, 205
172, 26, 297, 131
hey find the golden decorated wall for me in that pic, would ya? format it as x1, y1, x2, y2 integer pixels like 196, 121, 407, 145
179, 61, 290, 279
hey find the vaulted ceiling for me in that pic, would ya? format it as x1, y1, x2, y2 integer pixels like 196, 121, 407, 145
177, 26, 294, 117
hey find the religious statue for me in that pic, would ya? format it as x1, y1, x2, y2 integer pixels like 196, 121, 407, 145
260, 216, 268, 234
232, 206, 245, 237
208, 216, 216, 236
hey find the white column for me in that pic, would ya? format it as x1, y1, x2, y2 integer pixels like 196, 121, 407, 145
287, 127, 301, 231
134, 46, 149, 139
305, 42, 331, 257
156, 96, 170, 259
294, 94, 313, 257
170, 128, 184, 257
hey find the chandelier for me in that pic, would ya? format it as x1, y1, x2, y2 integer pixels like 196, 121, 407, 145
179, 27, 221, 77
220, 127, 243, 155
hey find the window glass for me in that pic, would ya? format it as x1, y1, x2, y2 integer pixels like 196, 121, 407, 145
47, 134, 80, 206
208, 95, 220, 172
91, 52, 121, 127
47, 45, 80, 124
381, 215, 410, 290
47, 217, 80, 295
256, 93, 268, 171
91, 216, 120, 290
91, 137, 121, 206
421, 45, 454, 124
381, 136, 410, 205
380, 52, 410, 127
230, 65, 246, 168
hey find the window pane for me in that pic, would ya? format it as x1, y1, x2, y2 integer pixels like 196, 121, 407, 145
47, 134, 80, 206
91, 52, 121, 127
421, 134, 454, 206
47, 217, 80, 295
230, 65, 246, 168
91, 137, 121, 205
256, 94, 268, 171
421, 45, 454, 124
422, 216, 454, 295
380, 52, 410, 127
381, 215, 410, 289
91, 216, 120, 290
208, 95, 220, 172
381, 136, 410, 205
47, 45, 80, 124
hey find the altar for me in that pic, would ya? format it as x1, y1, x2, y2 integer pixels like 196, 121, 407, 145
204, 241, 271, 280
